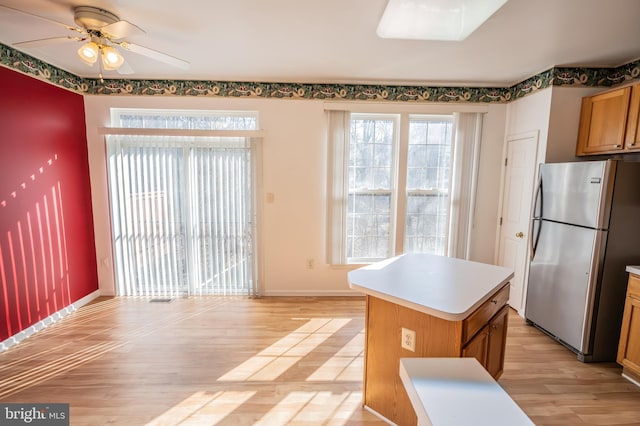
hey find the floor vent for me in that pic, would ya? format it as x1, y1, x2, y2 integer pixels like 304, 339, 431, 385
149, 298, 173, 303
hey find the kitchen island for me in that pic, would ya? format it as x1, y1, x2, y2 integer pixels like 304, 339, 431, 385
348, 253, 514, 426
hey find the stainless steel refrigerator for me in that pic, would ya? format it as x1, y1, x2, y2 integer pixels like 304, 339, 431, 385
525, 159, 640, 362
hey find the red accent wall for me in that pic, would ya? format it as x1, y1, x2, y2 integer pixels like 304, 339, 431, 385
0, 66, 98, 341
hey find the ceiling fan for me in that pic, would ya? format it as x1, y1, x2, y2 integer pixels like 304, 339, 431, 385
1, 4, 190, 77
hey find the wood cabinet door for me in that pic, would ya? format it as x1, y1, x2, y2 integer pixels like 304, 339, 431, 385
625, 84, 640, 151
486, 306, 509, 379
462, 326, 489, 367
617, 295, 640, 373
576, 87, 631, 155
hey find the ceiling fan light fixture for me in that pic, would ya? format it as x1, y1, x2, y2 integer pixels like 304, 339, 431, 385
77, 41, 99, 65
6, 4, 189, 74
377, 0, 509, 41
100, 45, 124, 70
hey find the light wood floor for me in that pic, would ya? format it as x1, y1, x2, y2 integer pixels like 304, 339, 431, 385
1, 297, 639, 425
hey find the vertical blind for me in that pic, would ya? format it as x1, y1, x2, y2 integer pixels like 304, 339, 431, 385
189, 142, 255, 296
107, 135, 257, 297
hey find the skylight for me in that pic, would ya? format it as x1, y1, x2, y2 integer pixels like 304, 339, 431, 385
377, 0, 509, 41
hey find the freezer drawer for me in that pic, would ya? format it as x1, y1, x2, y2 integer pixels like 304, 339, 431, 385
525, 220, 605, 353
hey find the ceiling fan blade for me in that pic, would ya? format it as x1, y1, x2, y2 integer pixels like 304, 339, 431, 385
14, 36, 84, 48
116, 61, 135, 75
101, 20, 145, 39
120, 42, 190, 70
0, 4, 83, 33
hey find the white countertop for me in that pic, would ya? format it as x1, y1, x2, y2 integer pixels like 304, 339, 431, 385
399, 358, 534, 426
627, 265, 640, 276
348, 253, 514, 321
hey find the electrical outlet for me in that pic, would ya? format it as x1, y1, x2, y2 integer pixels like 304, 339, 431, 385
306, 258, 315, 269
401, 327, 416, 352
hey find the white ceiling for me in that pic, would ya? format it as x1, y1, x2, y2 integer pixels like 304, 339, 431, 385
1, 0, 639, 87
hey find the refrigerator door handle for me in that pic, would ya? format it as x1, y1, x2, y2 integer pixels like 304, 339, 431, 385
534, 171, 543, 219
530, 175, 543, 261
530, 219, 543, 261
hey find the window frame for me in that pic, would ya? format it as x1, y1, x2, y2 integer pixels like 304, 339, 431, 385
346, 113, 400, 264
403, 114, 454, 256
342, 112, 454, 264
110, 108, 259, 130
105, 108, 263, 296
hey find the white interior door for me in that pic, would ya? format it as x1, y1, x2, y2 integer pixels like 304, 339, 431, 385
497, 132, 538, 313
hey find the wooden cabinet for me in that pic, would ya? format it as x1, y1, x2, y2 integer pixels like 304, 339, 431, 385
363, 284, 510, 426
462, 305, 509, 379
617, 274, 640, 383
576, 86, 631, 155
462, 325, 489, 366
486, 305, 509, 378
625, 85, 640, 152
576, 83, 640, 156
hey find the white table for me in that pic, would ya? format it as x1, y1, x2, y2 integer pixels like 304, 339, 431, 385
348, 253, 514, 321
399, 357, 534, 426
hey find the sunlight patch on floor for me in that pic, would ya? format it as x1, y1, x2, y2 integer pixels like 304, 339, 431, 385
218, 318, 352, 382
147, 317, 365, 425
254, 391, 362, 426
145, 390, 256, 426
306, 330, 365, 382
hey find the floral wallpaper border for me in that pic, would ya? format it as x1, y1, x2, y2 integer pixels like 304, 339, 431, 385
1, 43, 639, 103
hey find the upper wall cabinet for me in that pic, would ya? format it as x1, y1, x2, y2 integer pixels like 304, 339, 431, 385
576, 83, 640, 156
625, 84, 640, 152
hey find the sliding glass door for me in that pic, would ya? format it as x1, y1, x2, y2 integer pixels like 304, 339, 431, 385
189, 143, 255, 296
107, 136, 257, 297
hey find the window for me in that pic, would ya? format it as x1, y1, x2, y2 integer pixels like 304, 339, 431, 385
345, 114, 452, 263
346, 115, 395, 261
404, 117, 452, 254
106, 109, 260, 297
112, 109, 259, 130
328, 110, 482, 265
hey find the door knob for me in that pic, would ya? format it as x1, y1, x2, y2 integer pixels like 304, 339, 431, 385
515, 232, 524, 238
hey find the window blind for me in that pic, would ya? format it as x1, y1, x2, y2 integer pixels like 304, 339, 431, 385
107, 135, 258, 297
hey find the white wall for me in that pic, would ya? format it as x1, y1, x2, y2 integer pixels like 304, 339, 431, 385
505, 87, 552, 168
505, 86, 603, 165
547, 86, 602, 162
84, 95, 507, 296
